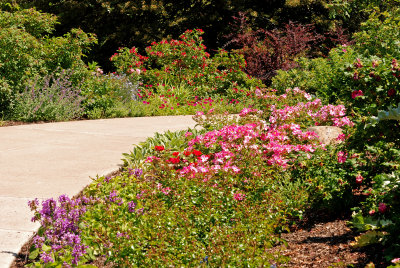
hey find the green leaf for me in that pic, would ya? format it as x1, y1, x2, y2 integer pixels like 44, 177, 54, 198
42, 244, 51, 252
350, 230, 386, 248
29, 248, 40, 260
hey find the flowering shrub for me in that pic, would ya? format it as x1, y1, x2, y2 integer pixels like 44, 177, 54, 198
11, 70, 84, 122
272, 8, 400, 120
111, 29, 263, 104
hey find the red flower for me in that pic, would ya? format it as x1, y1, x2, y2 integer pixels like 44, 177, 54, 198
169, 157, 180, 164
183, 151, 192, 157
172, 152, 180, 157
388, 88, 396, 97
192, 150, 202, 156
155, 146, 165, 151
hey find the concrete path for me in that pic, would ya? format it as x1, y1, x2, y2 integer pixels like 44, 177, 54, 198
0, 116, 196, 268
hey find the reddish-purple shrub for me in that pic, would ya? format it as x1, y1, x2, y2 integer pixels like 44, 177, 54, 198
225, 12, 324, 84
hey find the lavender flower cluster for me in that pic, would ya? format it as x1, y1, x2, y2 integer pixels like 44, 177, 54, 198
28, 195, 92, 265
13, 69, 84, 122
27, 168, 144, 266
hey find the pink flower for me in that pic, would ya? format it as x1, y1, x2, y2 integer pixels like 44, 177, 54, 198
351, 90, 363, 99
391, 258, 400, 264
145, 156, 160, 163
369, 209, 376, 216
195, 111, 204, 116
355, 174, 363, 184
337, 151, 347, 163
378, 203, 387, 213
336, 134, 347, 142
161, 187, 171, 195
199, 154, 210, 163
233, 192, 245, 201
231, 166, 241, 173
239, 108, 252, 117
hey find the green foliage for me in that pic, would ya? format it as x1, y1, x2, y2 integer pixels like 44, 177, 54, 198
0, 78, 11, 116
0, 5, 97, 119
369, 102, 400, 126
353, 6, 400, 58
81, 68, 138, 119
272, 46, 358, 102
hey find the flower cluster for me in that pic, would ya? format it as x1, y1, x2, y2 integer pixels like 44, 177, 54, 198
28, 195, 92, 265
269, 98, 353, 127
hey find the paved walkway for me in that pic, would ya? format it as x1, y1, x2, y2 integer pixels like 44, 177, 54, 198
0, 116, 196, 267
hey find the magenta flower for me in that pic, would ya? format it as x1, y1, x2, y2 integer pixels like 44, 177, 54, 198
378, 203, 388, 213
351, 90, 363, 99
233, 192, 245, 201
337, 151, 347, 163
161, 187, 171, 195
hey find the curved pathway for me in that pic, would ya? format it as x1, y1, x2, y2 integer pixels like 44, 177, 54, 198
0, 116, 196, 267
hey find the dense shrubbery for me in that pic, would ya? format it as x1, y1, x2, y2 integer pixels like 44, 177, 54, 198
0, 0, 398, 266
17, 0, 336, 71
28, 88, 357, 266
225, 13, 326, 84
272, 5, 400, 264
0, 5, 95, 118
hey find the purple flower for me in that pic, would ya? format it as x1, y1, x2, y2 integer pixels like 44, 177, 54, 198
28, 198, 39, 210
136, 208, 145, 215
129, 168, 143, 178
30, 195, 90, 265
128, 201, 136, 213
104, 176, 111, 183
108, 190, 118, 202
40, 252, 54, 263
